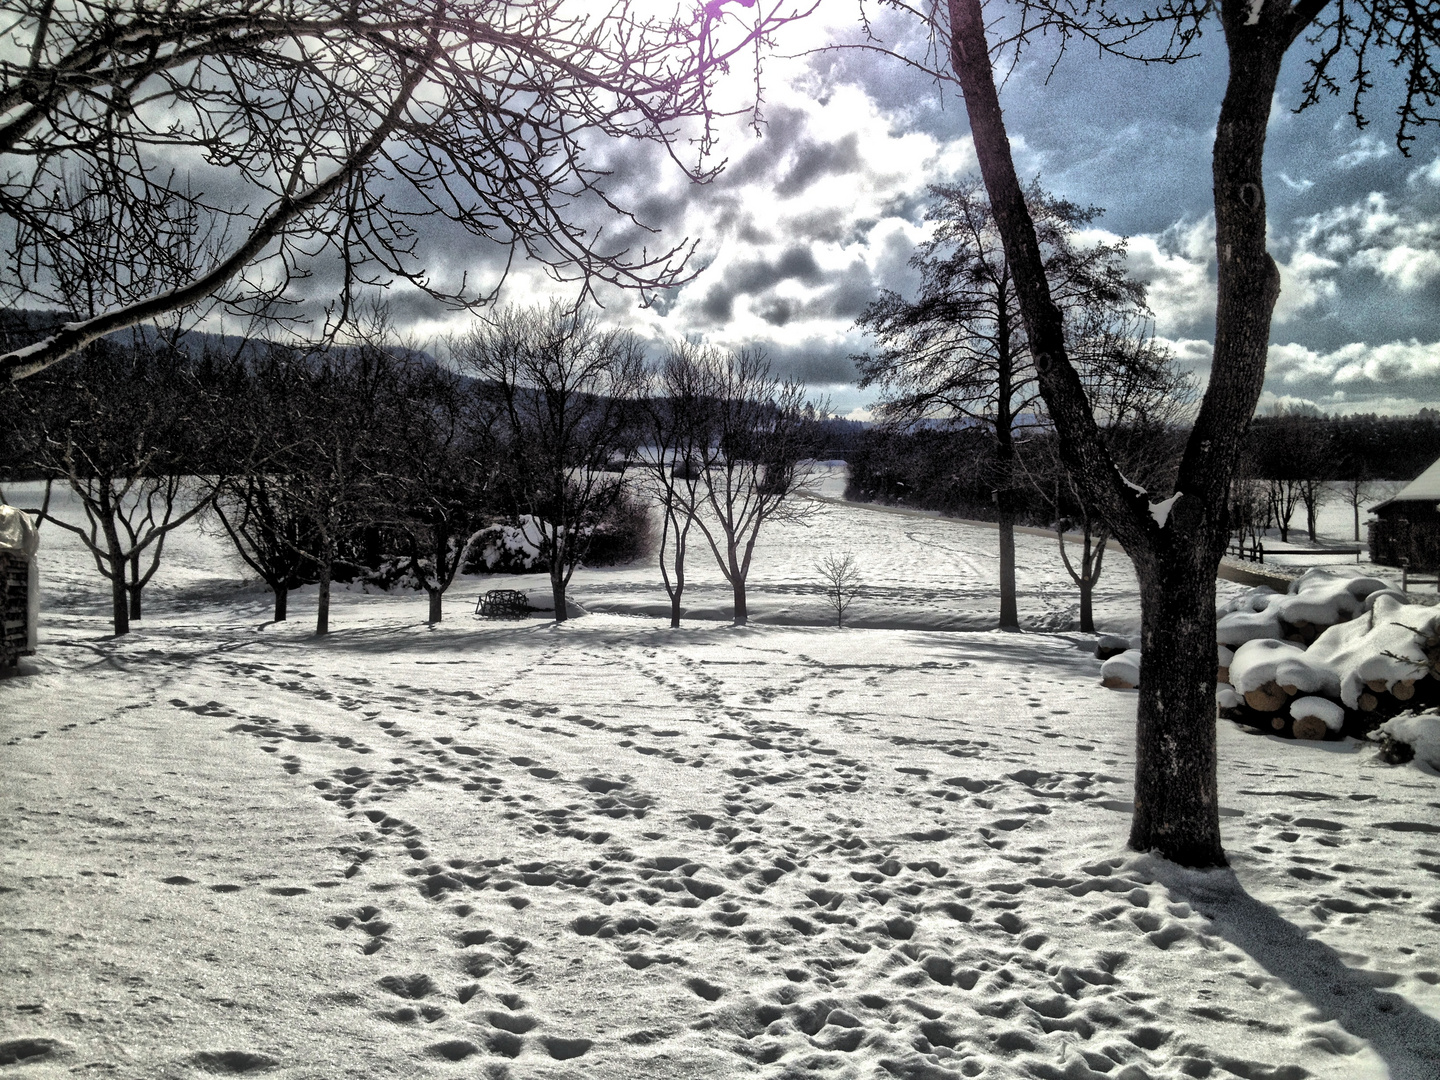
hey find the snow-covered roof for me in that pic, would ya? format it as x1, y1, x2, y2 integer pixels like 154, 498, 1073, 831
1371, 453, 1440, 512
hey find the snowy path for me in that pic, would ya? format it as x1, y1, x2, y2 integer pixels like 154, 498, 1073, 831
4, 610, 1439, 1079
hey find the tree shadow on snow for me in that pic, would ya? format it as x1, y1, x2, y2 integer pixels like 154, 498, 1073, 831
1158, 864, 1440, 1080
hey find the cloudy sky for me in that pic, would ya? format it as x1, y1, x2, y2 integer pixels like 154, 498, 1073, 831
398, 3, 1440, 419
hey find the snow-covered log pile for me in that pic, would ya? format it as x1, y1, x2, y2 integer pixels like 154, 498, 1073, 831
1100, 568, 1440, 751
1214, 570, 1440, 741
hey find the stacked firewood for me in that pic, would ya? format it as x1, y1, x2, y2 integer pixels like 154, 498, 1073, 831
1215, 575, 1439, 740
1099, 570, 1438, 744
0, 551, 29, 669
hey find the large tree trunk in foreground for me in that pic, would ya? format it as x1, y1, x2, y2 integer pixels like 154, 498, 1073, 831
273, 584, 288, 623
428, 590, 443, 625
1131, 558, 1225, 865
945, 0, 1288, 866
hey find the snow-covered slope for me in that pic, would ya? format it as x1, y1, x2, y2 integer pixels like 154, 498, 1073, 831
2, 480, 1438, 1080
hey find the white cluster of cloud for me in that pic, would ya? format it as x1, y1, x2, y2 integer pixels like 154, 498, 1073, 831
374, 9, 1440, 419
1289, 192, 1440, 294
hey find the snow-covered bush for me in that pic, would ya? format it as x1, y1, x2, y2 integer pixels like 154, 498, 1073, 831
464, 516, 548, 574
1374, 712, 1440, 769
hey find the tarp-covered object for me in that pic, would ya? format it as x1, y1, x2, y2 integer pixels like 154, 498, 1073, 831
0, 502, 39, 557
0, 503, 39, 657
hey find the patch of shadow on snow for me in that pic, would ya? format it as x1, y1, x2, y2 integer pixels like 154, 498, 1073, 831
1144, 856, 1440, 1080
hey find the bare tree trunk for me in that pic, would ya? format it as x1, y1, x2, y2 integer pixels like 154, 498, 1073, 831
110, 568, 130, 636
128, 552, 142, 620
551, 572, 568, 624
316, 560, 331, 636
274, 583, 288, 623
429, 523, 449, 625
728, 543, 748, 626
998, 504, 1018, 629
996, 304, 1019, 630
100, 512, 130, 636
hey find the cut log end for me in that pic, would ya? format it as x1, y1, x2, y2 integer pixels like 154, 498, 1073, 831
1392, 680, 1416, 702
1102, 676, 1137, 690
1292, 715, 1328, 741
1245, 682, 1288, 712
1358, 692, 1379, 712
1216, 665, 1230, 685
1270, 716, 1287, 731
1365, 678, 1388, 694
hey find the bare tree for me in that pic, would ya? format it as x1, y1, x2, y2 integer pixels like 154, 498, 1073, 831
1333, 473, 1372, 543
13, 339, 215, 634
277, 328, 407, 636
1265, 479, 1303, 543
690, 348, 815, 627
854, 180, 1147, 630
1020, 321, 1194, 633
0, 0, 816, 383
457, 304, 644, 622
930, 0, 1439, 865
638, 342, 714, 628
817, 552, 862, 627
211, 346, 325, 623
214, 470, 316, 624
384, 360, 497, 624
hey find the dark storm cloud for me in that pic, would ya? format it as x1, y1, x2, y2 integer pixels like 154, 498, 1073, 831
718, 104, 813, 188
698, 245, 827, 323
774, 132, 863, 197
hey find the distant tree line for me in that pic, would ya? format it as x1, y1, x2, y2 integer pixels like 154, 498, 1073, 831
0, 304, 820, 637
853, 412, 1440, 518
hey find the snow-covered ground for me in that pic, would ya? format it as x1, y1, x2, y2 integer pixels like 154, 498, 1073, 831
3, 475, 1439, 1080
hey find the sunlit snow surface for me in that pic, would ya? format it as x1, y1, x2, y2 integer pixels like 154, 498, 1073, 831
3, 477, 1439, 1079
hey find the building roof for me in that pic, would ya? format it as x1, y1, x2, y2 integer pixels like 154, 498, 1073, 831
1371, 454, 1440, 513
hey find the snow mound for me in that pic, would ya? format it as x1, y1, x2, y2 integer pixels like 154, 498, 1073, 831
1306, 593, 1439, 707
1096, 633, 1129, 660
1280, 568, 1390, 623
1290, 695, 1345, 732
1377, 712, 1440, 768
1216, 569, 1390, 648
1100, 649, 1141, 689
1229, 638, 1339, 697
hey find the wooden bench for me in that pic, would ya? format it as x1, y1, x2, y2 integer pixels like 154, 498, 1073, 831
475, 589, 529, 619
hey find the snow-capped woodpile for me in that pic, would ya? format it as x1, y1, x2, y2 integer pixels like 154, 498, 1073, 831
1102, 569, 1440, 750
1213, 570, 1440, 740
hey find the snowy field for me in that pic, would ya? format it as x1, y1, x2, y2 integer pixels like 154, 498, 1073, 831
3, 473, 1439, 1080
